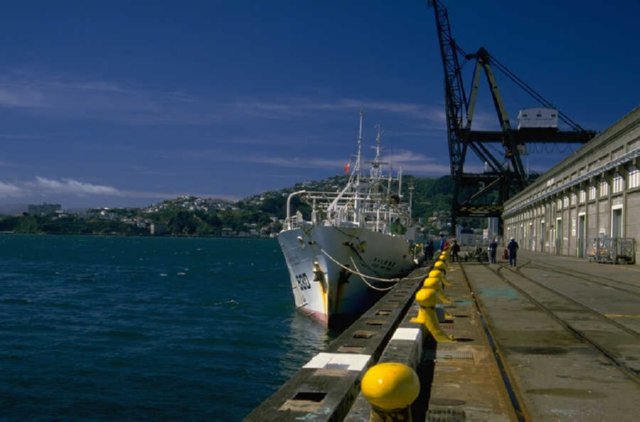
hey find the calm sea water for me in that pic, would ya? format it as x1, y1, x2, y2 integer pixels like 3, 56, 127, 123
0, 234, 329, 421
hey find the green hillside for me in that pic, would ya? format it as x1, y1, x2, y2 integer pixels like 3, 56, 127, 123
0, 175, 469, 236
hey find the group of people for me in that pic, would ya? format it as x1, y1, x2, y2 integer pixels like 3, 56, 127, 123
488, 237, 519, 266
424, 234, 458, 261
424, 234, 519, 266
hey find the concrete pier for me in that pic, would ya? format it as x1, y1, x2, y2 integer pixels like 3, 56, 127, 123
247, 251, 640, 421
245, 266, 428, 421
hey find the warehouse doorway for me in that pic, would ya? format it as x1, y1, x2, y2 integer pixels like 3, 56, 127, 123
612, 206, 623, 238
577, 213, 586, 258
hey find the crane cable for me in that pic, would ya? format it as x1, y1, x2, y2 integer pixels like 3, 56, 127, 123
486, 53, 586, 132
450, 31, 586, 133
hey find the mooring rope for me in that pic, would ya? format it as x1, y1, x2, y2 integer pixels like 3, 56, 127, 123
320, 248, 398, 283
349, 257, 397, 292
319, 248, 424, 292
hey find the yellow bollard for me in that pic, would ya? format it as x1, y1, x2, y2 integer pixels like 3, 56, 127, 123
428, 268, 452, 287
434, 259, 449, 272
422, 276, 454, 322
410, 288, 430, 325
422, 276, 452, 304
410, 288, 455, 343
361, 362, 420, 421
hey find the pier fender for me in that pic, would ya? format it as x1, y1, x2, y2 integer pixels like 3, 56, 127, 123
361, 362, 420, 420
411, 288, 455, 343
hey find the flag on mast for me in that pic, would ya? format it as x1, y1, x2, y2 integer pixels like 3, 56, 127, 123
344, 161, 351, 175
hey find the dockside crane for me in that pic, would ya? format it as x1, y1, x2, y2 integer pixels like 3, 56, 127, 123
429, 0, 596, 235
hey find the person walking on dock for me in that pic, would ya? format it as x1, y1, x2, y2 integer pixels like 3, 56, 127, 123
507, 237, 519, 267
425, 239, 435, 261
438, 233, 448, 252
489, 238, 498, 264
451, 240, 460, 262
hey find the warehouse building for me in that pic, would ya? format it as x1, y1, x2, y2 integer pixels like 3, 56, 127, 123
503, 107, 640, 264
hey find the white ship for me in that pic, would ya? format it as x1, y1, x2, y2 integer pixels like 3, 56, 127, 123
278, 113, 422, 329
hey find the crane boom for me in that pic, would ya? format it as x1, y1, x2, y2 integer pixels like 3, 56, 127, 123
430, 0, 468, 232
427, 0, 595, 235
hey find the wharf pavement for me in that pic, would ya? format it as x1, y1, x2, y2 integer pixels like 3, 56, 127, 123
460, 250, 640, 421
247, 251, 640, 421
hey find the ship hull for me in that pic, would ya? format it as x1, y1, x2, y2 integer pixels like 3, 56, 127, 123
278, 225, 417, 328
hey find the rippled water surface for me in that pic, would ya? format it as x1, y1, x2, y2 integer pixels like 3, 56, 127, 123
0, 235, 328, 420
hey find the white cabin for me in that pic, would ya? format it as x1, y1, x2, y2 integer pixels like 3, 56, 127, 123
517, 108, 558, 129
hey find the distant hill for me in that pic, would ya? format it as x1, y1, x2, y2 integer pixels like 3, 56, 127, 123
0, 175, 469, 236
0, 203, 28, 215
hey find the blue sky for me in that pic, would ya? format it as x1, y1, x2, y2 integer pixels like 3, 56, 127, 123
0, 0, 637, 208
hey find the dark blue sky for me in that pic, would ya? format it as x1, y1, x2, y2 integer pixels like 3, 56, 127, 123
0, 0, 637, 208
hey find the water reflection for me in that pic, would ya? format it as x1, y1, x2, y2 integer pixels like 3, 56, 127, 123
278, 313, 332, 377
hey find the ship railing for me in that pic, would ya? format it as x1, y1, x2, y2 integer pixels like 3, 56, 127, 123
284, 190, 347, 229
285, 190, 307, 230
285, 189, 411, 231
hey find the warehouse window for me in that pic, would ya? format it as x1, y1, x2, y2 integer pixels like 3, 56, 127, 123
588, 185, 597, 201
579, 190, 586, 204
599, 179, 609, 197
630, 167, 640, 189
612, 173, 624, 194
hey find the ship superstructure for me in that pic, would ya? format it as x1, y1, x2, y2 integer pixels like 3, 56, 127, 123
277, 113, 421, 328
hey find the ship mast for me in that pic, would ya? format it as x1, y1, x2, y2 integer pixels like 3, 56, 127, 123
354, 111, 364, 185
370, 124, 383, 180
353, 111, 364, 223
329, 112, 365, 223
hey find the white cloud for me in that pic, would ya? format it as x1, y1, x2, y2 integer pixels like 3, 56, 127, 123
0, 86, 45, 108
32, 177, 121, 196
0, 177, 235, 205
0, 177, 124, 199
0, 181, 23, 197
229, 97, 445, 124
384, 151, 451, 175
0, 72, 445, 127
207, 148, 452, 176
241, 155, 347, 170
0, 74, 198, 124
